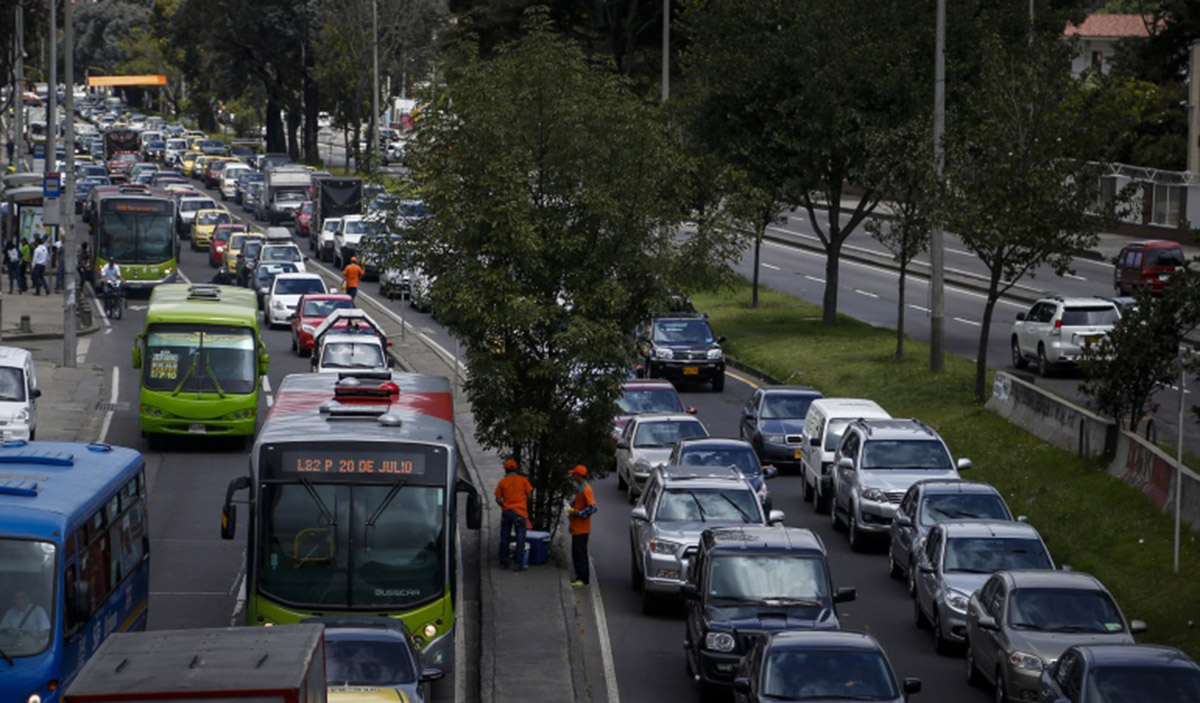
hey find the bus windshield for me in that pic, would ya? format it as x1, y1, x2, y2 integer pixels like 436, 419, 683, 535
143, 324, 257, 395
0, 539, 56, 657
98, 200, 174, 264
259, 482, 446, 609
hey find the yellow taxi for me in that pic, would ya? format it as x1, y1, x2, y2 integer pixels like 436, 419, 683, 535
187, 135, 206, 152
180, 151, 204, 176
328, 686, 409, 703
189, 208, 233, 251
191, 154, 212, 178
224, 231, 264, 280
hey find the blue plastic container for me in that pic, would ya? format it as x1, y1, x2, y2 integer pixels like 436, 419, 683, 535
525, 530, 551, 565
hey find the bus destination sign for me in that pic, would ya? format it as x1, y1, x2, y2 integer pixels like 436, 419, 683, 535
279, 449, 427, 477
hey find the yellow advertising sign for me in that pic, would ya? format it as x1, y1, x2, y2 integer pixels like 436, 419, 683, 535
87, 75, 168, 87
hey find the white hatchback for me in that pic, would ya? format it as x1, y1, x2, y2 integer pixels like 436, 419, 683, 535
265, 273, 327, 327
0, 347, 39, 440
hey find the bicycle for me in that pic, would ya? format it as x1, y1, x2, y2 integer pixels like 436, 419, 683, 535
102, 282, 125, 320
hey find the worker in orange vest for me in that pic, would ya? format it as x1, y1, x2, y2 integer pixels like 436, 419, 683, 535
566, 464, 597, 588
342, 256, 365, 300
495, 459, 534, 571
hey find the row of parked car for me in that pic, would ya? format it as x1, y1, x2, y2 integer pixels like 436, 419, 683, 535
609, 304, 1200, 702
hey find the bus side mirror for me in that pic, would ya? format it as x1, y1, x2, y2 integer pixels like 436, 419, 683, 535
456, 477, 482, 530
221, 476, 252, 540
131, 335, 143, 369
70, 581, 92, 624
259, 351, 270, 376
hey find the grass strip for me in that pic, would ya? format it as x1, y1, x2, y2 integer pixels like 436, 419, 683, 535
693, 281, 1200, 656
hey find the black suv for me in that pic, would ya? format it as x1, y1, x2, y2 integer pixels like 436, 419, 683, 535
637, 314, 726, 391
683, 526, 856, 690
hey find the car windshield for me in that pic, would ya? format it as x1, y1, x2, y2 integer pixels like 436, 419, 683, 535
142, 324, 258, 395
262, 246, 301, 262
303, 299, 354, 317
180, 200, 213, 213
344, 219, 387, 235
824, 419, 854, 452
196, 211, 231, 226
0, 367, 26, 402
242, 241, 264, 258
323, 220, 342, 233
633, 420, 706, 447
919, 493, 1010, 526
0, 539, 56, 658
398, 201, 428, 218
1007, 588, 1125, 634
325, 635, 416, 686
617, 387, 683, 414
652, 319, 714, 345
943, 537, 1052, 573
276, 191, 305, 203
1061, 306, 1120, 326
761, 392, 817, 420
259, 482, 445, 609
657, 488, 759, 523
1146, 248, 1185, 267
321, 342, 385, 369
763, 648, 898, 700
708, 555, 830, 604
274, 278, 326, 296
1087, 664, 1200, 702
677, 446, 761, 476
862, 439, 952, 469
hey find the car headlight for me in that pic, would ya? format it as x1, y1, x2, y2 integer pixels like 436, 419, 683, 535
862, 487, 888, 502
649, 539, 680, 555
633, 460, 651, 475
704, 632, 736, 653
944, 589, 970, 614
272, 300, 284, 309
14, 408, 29, 423
764, 434, 785, 444
707, 348, 723, 360
301, 324, 316, 334
1009, 650, 1044, 672
654, 347, 674, 360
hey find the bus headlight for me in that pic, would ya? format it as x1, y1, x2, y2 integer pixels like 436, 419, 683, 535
423, 623, 437, 639
27, 694, 42, 703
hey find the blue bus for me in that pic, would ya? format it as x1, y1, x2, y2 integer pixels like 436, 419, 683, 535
0, 441, 149, 703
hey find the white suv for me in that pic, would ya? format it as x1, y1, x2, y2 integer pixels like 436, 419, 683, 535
1011, 297, 1121, 376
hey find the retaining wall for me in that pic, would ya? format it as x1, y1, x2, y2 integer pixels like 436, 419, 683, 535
985, 372, 1116, 460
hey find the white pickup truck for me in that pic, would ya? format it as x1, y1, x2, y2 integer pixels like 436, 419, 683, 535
310, 309, 393, 373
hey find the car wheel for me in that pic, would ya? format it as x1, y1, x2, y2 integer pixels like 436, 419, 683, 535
1011, 337, 1028, 369
907, 560, 917, 597
617, 468, 628, 492
933, 608, 951, 654
848, 509, 864, 551
291, 336, 298, 353
1037, 344, 1052, 377
630, 550, 643, 592
814, 483, 831, 515
994, 670, 1008, 703
830, 497, 844, 531
965, 639, 984, 687
802, 470, 814, 502
914, 597, 930, 630
888, 549, 903, 579
711, 373, 725, 392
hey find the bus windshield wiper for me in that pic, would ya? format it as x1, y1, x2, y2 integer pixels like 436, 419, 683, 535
363, 481, 406, 550
203, 356, 226, 398
299, 477, 336, 526
170, 354, 199, 396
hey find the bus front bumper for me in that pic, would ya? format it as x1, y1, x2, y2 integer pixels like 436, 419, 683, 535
140, 411, 256, 437
121, 269, 179, 291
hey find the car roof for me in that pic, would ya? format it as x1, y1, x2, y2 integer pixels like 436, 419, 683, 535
1125, 240, 1181, 249
853, 418, 938, 440
1039, 296, 1117, 308
0, 345, 32, 368
998, 569, 1104, 591
657, 464, 746, 484
275, 272, 322, 281
809, 398, 889, 416
634, 412, 703, 424
705, 526, 826, 554
676, 437, 754, 451
768, 630, 880, 651
760, 386, 822, 395
622, 379, 677, 390
915, 479, 1000, 497
1075, 643, 1198, 667
937, 519, 1041, 539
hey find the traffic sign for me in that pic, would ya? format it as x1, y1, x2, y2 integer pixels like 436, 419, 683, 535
31, 143, 45, 159
43, 171, 61, 198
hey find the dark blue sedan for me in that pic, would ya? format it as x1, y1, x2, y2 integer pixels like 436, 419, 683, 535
739, 386, 823, 470
1038, 643, 1200, 702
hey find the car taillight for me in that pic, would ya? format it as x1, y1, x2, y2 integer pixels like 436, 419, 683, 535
1052, 319, 1062, 336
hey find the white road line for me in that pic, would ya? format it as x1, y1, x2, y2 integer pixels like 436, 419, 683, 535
98, 367, 118, 443
805, 275, 826, 284
1063, 273, 1087, 281
1168, 385, 1193, 394
588, 563, 621, 703
176, 268, 191, 284
90, 287, 111, 329
953, 317, 982, 327
76, 337, 91, 364
261, 375, 271, 393
854, 289, 879, 299
909, 304, 930, 313
265, 394, 274, 407
947, 247, 974, 257
762, 263, 781, 271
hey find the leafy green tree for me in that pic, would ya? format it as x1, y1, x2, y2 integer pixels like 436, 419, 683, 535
403, 16, 692, 528
941, 32, 1130, 402
1081, 271, 1200, 431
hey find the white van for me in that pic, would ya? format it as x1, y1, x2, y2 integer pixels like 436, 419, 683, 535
801, 398, 890, 513
0, 347, 40, 440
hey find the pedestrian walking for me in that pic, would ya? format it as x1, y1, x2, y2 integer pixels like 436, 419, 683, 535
342, 256, 365, 300
566, 464, 597, 588
31, 237, 50, 295
53, 237, 64, 293
5, 138, 13, 165
77, 241, 92, 286
4, 240, 19, 294
494, 458, 534, 571
18, 238, 30, 293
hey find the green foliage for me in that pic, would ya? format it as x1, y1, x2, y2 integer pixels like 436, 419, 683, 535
403, 16, 693, 528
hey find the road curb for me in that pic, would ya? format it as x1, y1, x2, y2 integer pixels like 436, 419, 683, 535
725, 358, 783, 386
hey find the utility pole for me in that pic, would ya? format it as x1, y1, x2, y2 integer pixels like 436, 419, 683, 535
930, 0, 946, 373
1189, 41, 1200, 176
12, 5, 23, 170
46, 0, 56, 173
661, 0, 670, 102
370, 0, 380, 173
63, 0, 76, 367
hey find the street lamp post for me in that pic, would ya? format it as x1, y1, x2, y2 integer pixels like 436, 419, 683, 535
930, 0, 946, 373
46, 0, 56, 173
370, 0, 380, 173
12, 4, 24, 169
62, 0, 76, 367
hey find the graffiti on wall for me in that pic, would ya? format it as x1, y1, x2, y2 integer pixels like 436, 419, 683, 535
1121, 439, 1173, 510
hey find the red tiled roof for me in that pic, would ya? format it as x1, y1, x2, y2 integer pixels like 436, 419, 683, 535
1064, 14, 1152, 38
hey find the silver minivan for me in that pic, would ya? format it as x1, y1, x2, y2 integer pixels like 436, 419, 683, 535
801, 398, 890, 513
0, 347, 40, 440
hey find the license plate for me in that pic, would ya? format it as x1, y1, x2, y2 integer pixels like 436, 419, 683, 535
794, 448, 803, 459
1084, 335, 1099, 345
683, 366, 699, 375
188, 424, 207, 434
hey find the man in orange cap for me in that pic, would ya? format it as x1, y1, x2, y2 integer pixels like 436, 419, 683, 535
495, 459, 534, 570
567, 464, 597, 587
342, 255, 365, 300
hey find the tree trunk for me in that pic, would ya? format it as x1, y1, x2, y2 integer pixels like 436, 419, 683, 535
822, 239, 842, 326
896, 260, 906, 359
751, 224, 763, 308
286, 107, 301, 161
264, 98, 285, 153
303, 49, 319, 163
975, 294, 999, 402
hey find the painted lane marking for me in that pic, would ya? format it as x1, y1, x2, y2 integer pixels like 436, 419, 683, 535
98, 367, 119, 443
854, 289, 879, 299
805, 275, 826, 284
762, 263, 781, 271
953, 317, 982, 327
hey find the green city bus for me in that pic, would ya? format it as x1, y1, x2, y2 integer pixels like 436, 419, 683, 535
90, 187, 179, 290
220, 371, 482, 673
132, 283, 269, 443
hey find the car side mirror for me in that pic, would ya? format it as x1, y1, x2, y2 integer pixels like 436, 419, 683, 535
837, 456, 854, 470
387, 356, 395, 368
732, 678, 751, 694
810, 436, 821, 447
1112, 255, 1120, 264
1016, 312, 1026, 321
957, 458, 972, 471
630, 506, 649, 521
977, 614, 999, 631
1130, 619, 1147, 634
259, 352, 270, 376
419, 667, 445, 683
834, 587, 856, 603
70, 581, 92, 624
686, 406, 697, 415
1016, 515, 1029, 523
681, 583, 699, 600
616, 440, 628, 450
763, 465, 778, 479
717, 335, 726, 343
767, 509, 785, 525
895, 513, 912, 527
31, 388, 41, 399
220, 503, 237, 540
902, 678, 922, 695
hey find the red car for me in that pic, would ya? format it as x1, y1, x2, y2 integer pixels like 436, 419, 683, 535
208, 223, 248, 268
290, 294, 357, 354
296, 200, 314, 239
105, 152, 139, 182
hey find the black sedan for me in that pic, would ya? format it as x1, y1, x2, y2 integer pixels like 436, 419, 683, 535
1038, 643, 1200, 703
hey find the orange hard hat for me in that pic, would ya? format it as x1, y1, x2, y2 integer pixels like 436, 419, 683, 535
504, 459, 518, 471
569, 464, 588, 477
